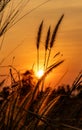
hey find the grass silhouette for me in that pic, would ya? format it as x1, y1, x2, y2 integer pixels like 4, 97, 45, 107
0, 1, 82, 130
0, 68, 82, 130
0, 20, 82, 129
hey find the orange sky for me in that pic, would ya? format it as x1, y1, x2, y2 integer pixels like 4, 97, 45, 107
0, 0, 82, 85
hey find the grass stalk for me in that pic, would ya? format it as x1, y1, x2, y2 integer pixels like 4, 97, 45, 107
46, 48, 51, 69
46, 14, 64, 69
36, 20, 43, 72
44, 26, 51, 70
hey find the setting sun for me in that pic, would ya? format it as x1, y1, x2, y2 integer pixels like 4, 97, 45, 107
36, 69, 44, 78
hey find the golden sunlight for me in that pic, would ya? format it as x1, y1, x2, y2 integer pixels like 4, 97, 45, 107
36, 69, 44, 78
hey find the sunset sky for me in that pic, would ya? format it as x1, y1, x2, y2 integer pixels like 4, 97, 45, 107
0, 0, 82, 86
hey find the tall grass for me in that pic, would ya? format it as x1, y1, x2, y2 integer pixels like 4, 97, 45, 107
0, 2, 82, 129
46, 14, 64, 69
36, 14, 64, 91
0, 68, 81, 130
36, 14, 64, 72
0, 0, 30, 50
36, 20, 43, 72
0, 62, 81, 129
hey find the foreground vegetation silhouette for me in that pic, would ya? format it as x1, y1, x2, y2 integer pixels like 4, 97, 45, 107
0, 0, 82, 130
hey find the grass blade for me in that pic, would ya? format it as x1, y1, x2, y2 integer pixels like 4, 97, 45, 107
50, 14, 64, 48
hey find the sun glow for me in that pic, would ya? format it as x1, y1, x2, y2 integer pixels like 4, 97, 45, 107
36, 69, 44, 78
